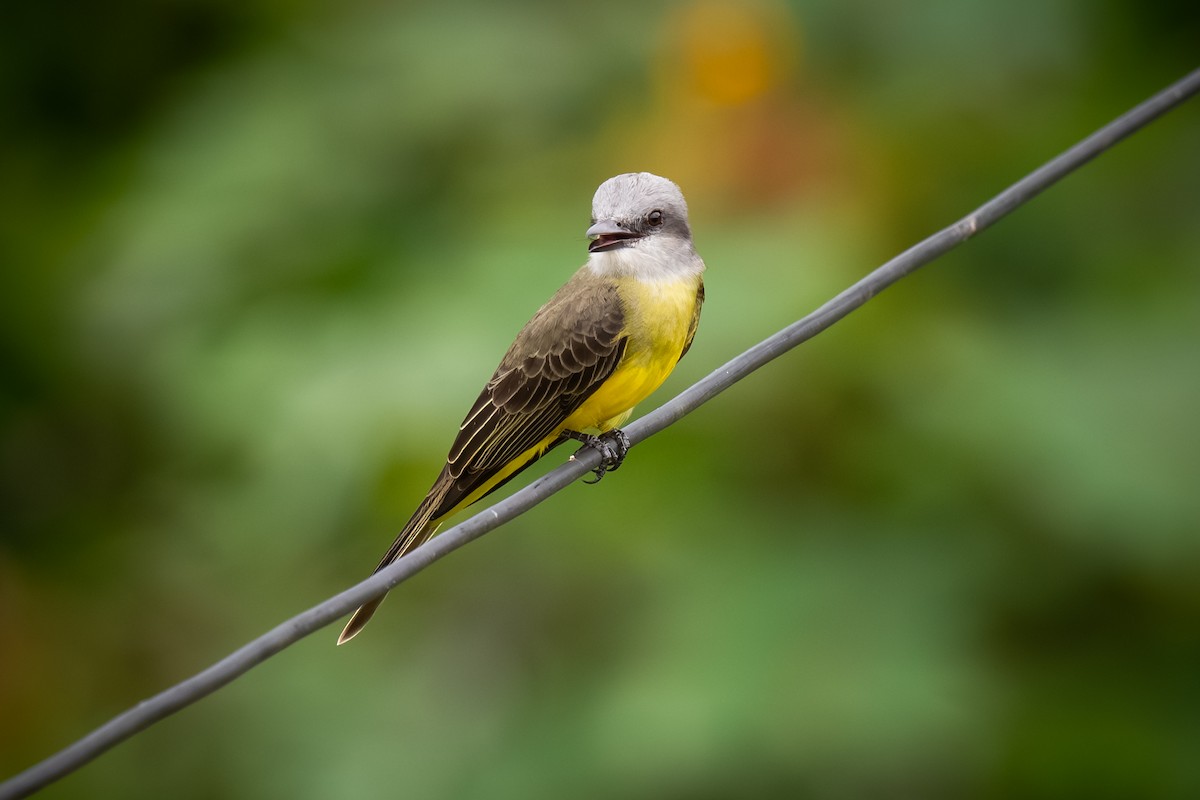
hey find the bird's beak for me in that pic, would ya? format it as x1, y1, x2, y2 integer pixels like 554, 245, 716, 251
587, 219, 643, 253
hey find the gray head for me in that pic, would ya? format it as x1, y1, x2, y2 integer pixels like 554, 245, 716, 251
586, 173, 693, 255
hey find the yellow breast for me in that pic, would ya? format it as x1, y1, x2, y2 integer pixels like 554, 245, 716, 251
564, 274, 702, 432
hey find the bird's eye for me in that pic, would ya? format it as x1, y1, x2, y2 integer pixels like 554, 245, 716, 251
647, 209, 664, 227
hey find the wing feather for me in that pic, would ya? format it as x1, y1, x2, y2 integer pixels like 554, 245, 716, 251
441, 272, 626, 502
678, 279, 704, 362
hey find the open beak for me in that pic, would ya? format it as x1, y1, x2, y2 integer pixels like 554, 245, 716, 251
587, 219, 642, 253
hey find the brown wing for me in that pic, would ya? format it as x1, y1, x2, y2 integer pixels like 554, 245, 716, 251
436, 271, 627, 514
678, 278, 704, 362
340, 275, 627, 643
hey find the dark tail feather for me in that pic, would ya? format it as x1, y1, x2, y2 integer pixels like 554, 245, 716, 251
337, 596, 385, 645
336, 477, 452, 645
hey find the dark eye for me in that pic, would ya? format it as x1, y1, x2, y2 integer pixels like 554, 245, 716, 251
647, 209, 664, 227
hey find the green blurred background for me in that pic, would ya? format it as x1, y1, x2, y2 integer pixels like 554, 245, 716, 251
2, 1, 1198, 797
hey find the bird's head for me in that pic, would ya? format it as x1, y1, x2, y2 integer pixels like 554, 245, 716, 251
586, 172, 693, 254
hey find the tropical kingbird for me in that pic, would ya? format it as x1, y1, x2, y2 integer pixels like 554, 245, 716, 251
338, 172, 706, 644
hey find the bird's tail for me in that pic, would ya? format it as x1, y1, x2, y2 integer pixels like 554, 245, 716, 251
335, 595, 389, 647
336, 476, 453, 645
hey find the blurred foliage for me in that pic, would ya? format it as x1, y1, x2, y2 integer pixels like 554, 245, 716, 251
2, 0, 1199, 798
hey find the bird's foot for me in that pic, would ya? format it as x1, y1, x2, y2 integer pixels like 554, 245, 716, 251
565, 429, 631, 484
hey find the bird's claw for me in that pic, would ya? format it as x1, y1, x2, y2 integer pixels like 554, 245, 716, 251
566, 429, 631, 484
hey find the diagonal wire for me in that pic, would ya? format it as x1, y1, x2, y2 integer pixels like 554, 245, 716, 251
3, 65, 1198, 800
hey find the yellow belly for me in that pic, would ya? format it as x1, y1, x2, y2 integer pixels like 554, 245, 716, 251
564, 274, 701, 432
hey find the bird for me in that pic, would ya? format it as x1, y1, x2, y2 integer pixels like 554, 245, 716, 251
338, 172, 706, 644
